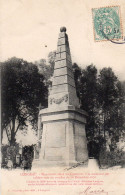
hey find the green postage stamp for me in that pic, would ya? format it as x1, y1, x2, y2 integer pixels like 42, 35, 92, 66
92, 6, 122, 41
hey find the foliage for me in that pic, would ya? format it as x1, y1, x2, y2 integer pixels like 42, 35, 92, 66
73, 63, 125, 158
97, 68, 125, 142
99, 147, 125, 168
1, 145, 9, 167
73, 64, 98, 139
35, 51, 56, 85
21, 145, 34, 170
1, 144, 19, 168
1, 57, 48, 145
72, 63, 82, 98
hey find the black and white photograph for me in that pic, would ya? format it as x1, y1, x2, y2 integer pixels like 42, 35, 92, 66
1, 0, 125, 194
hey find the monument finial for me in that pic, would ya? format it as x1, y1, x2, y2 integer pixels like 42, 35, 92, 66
60, 27, 67, 32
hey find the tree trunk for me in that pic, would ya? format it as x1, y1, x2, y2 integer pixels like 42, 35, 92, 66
1, 128, 3, 143
10, 118, 16, 146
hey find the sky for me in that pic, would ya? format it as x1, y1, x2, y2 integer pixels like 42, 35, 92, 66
0, 0, 125, 80
2, 126, 37, 146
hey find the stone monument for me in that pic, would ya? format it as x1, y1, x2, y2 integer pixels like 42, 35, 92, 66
34, 27, 88, 167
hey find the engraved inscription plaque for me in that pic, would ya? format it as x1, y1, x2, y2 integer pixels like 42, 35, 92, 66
45, 123, 66, 148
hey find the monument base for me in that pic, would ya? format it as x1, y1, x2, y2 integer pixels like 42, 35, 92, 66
33, 106, 88, 168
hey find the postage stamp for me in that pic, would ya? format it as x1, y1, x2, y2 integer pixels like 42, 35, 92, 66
92, 6, 122, 41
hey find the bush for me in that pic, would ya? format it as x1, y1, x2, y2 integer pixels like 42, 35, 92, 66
99, 147, 125, 168
1, 144, 19, 168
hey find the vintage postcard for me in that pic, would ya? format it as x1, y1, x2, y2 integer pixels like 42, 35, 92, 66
1, 0, 125, 195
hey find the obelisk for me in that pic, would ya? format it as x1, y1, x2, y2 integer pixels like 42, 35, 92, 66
37, 27, 88, 167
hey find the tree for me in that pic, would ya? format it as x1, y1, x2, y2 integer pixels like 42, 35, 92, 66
47, 50, 56, 75
35, 59, 50, 81
35, 51, 56, 84
79, 65, 98, 139
73, 64, 125, 161
72, 63, 82, 99
97, 68, 125, 149
1, 57, 48, 145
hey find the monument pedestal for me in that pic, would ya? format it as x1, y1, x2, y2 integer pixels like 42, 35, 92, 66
38, 106, 88, 167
